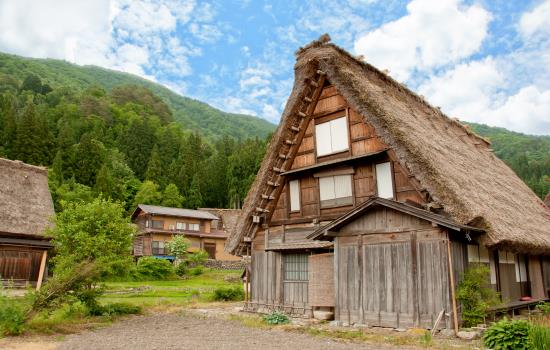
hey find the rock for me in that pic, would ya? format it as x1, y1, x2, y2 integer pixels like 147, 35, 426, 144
457, 330, 480, 340
342, 322, 350, 327
329, 320, 343, 327
352, 323, 368, 328
313, 310, 334, 321
395, 328, 407, 332
439, 329, 456, 338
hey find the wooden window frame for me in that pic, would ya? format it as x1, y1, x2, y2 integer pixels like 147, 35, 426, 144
373, 161, 396, 200
151, 219, 164, 229
318, 174, 354, 209
313, 111, 350, 159
287, 178, 302, 215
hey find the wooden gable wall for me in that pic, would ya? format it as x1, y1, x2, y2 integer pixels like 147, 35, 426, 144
269, 84, 426, 226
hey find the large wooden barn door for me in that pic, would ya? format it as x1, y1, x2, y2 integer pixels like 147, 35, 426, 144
336, 233, 451, 328
0, 250, 32, 281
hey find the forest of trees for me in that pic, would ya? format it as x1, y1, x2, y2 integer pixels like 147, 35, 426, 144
0, 73, 267, 212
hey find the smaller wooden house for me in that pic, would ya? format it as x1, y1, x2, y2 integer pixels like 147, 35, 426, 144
0, 158, 54, 288
131, 204, 240, 261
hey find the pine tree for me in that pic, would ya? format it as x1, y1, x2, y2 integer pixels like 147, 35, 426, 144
71, 133, 105, 186
20, 74, 43, 94
95, 164, 114, 198
50, 150, 64, 185
14, 101, 48, 164
0, 93, 17, 158
185, 175, 203, 209
119, 117, 156, 179
145, 145, 163, 185
161, 183, 184, 207
133, 180, 162, 208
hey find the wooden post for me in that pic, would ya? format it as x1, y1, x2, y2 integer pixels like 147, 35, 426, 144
446, 235, 459, 335
35, 250, 48, 291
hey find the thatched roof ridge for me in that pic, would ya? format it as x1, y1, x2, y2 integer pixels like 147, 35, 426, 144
226, 36, 550, 255
132, 204, 219, 220
198, 208, 242, 233
0, 158, 54, 237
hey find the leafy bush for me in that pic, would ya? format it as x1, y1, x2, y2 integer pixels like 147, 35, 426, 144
188, 265, 204, 276
175, 261, 188, 277
263, 311, 290, 325
165, 236, 190, 260
0, 294, 29, 335
87, 302, 141, 317
483, 319, 530, 350
456, 264, 500, 327
420, 331, 433, 347
535, 302, 550, 315
530, 322, 550, 350
212, 286, 244, 301
136, 257, 175, 280
187, 250, 209, 266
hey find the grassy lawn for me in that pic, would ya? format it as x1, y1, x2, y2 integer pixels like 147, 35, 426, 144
101, 269, 242, 308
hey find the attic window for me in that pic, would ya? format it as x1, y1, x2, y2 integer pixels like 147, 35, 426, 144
319, 175, 353, 208
315, 117, 349, 157
375, 162, 394, 199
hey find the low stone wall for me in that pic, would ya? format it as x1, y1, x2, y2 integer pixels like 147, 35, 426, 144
204, 259, 246, 270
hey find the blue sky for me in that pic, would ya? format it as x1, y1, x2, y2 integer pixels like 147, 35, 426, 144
0, 0, 549, 135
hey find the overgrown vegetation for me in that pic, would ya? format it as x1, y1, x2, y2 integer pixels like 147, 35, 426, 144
212, 286, 244, 301
263, 311, 290, 325
456, 265, 501, 327
536, 301, 550, 315
135, 257, 176, 281
483, 319, 531, 350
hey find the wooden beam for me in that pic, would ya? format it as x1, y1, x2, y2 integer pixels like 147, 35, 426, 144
316, 69, 326, 76
255, 207, 269, 213
290, 126, 300, 132
303, 96, 312, 103
297, 111, 307, 118
279, 153, 289, 160
35, 250, 48, 291
284, 139, 295, 145
272, 167, 284, 173
261, 194, 275, 200
267, 181, 280, 187
447, 233, 459, 335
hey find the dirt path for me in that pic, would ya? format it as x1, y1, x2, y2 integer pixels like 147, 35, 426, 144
49, 312, 397, 350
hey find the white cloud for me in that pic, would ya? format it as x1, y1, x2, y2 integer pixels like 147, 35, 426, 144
0, 0, 111, 60
113, 1, 177, 39
519, 0, 550, 39
354, 0, 491, 81
419, 58, 550, 135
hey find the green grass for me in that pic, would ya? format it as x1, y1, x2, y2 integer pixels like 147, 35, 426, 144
101, 269, 241, 308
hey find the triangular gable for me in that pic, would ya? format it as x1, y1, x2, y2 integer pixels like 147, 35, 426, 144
308, 197, 483, 241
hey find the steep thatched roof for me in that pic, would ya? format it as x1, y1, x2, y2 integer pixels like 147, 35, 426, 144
545, 192, 550, 207
199, 208, 241, 233
0, 158, 54, 237
226, 35, 550, 255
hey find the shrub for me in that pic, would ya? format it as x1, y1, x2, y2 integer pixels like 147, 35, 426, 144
188, 265, 204, 276
420, 331, 433, 347
530, 322, 550, 350
175, 261, 188, 277
0, 294, 29, 335
87, 302, 141, 317
187, 250, 209, 266
263, 311, 290, 325
165, 236, 190, 260
535, 302, 550, 315
456, 264, 500, 327
136, 257, 175, 280
483, 319, 530, 350
212, 286, 244, 301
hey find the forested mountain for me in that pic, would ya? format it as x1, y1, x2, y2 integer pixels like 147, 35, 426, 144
467, 122, 550, 199
0, 76, 266, 212
0, 52, 275, 140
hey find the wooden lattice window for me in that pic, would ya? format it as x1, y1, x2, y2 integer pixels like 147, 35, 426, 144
284, 254, 309, 281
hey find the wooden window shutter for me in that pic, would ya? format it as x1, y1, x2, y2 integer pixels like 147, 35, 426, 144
375, 162, 394, 199
289, 179, 300, 212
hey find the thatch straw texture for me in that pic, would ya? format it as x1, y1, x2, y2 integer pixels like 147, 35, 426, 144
199, 208, 241, 233
0, 158, 54, 237
227, 36, 550, 255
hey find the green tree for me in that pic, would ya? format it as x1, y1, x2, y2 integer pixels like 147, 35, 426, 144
145, 145, 163, 185
50, 150, 64, 186
165, 235, 190, 261
14, 101, 53, 165
20, 74, 43, 94
133, 180, 161, 207
0, 92, 17, 157
185, 175, 203, 209
161, 183, 184, 207
71, 133, 105, 186
94, 164, 114, 198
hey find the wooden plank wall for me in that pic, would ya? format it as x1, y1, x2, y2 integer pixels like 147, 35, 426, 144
334, 208, 453, 329
249, 250, 311, 316
542, 257, 550, 296
0, 247, 44, 282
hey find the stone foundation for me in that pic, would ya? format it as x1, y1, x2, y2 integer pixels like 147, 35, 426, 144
204, 259, 246, 270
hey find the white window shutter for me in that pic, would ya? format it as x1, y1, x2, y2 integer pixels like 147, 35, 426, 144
319, 176, 335, 201
375, 162, 394, 199
315, 122, 332, 156
334, 175, 352, 198
330, 117, 349, 153
289, 180, 301, 211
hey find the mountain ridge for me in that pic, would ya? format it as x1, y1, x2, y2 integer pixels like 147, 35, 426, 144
0, 52, 275, 140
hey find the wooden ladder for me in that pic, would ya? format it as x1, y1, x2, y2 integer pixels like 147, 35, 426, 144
254, 70, 327, 222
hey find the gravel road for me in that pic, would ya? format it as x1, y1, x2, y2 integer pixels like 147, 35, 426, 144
57, 312, 398, 350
